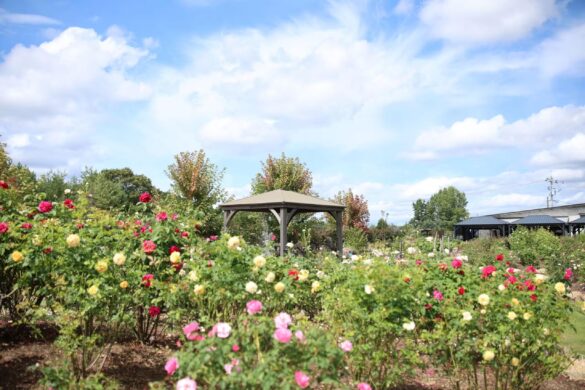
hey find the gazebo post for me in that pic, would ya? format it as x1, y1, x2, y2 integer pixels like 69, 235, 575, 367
279, 208, 287, 257
335, 210, 343, 256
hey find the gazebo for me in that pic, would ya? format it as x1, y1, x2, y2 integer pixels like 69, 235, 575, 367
569, 216, 585, 235
454, 216, 510, 241
219, 189, 345, 256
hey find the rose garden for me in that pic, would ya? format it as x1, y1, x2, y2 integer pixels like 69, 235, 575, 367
1, 152, 584, 390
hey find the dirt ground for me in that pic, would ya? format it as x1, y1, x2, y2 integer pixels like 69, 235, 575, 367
1, 322, 584, 390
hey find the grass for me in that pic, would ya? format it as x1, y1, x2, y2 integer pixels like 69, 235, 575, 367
560, 301, 585, 356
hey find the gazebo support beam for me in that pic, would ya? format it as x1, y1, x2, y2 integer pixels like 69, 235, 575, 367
279, 208, 287, 257
335, 210, 343, 256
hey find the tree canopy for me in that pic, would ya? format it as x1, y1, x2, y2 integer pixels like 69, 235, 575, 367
251, 153, 313, 195
409, 186, 469, 232
333, 189, 370, 230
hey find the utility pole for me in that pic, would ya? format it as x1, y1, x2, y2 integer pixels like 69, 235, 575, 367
545, 176, 561, 208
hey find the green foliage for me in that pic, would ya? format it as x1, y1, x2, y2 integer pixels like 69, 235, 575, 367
344, 227, 368, 253
36, 170, 76, 201
251, 153, 313, 195
333, 189, 369, 229
509, 227, 561, 266
410, 186, 469, 232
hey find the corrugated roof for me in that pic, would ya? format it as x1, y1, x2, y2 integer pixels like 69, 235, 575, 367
220, 189, 344, 209
456, 216, 509, 226
513, 215, 565, 225
570, 216, 585, 224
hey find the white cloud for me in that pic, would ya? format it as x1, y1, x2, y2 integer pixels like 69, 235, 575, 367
420, 0, 559, 44
531, 133, 585, 167
537, 23, 585, 77
412, 105, 585, 159
0, 8, 60, 25
392, 176, 477, 200
477, 193, 544, 208
199, 117, 283, 149
0, 27, 151, 170
394, 0, 414, 15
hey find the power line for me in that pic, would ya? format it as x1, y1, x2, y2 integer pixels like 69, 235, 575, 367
545, 176, 562, 208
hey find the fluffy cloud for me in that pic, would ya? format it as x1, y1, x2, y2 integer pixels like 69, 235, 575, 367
412, 105, 585, 159
537, 23, 585, 77
0, 27, 151, 170
420, 0, 559, 44
531, 133, 585, 167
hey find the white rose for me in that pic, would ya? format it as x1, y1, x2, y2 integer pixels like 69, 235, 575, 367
402, 321, 415, 331
462, 311, 473, 321
364, 284, 374, 295
253, 255, 266, 268
265, 272, 275, 283
286, 242, 294, 249
245, 281, 258, 294
113, 253, 126, 266
227, 236, 241, 250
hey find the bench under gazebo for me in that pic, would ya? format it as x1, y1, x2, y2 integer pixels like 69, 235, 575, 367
219, 189, 345, 256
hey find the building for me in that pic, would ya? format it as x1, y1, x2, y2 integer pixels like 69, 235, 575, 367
454, 203, 585, 240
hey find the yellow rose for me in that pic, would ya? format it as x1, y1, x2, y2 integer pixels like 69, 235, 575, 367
95, 260, 108, 273
113, 253, 126, 266
253, 255, 266, 268
478, 294, 490, 306
66, 234, 80, 248
298, 269, 309, 282
227, 236, 241, 250
554, 282, 566, 294
534, 274, 547, 285
11, 251, 24, 263
511, 298, 520, 306
194, 284, 205, 296
120, 280, 129, 289
483, 350, 495, 361
87, 285, 99, 296
507, 311, 517, 320
170, 251, 181, 264
265, 272, 276, 283
274, 282, 285, 293
188, 270, 198, 281
511, 357, 520, 367
311, 281, 321, 293
523, 312, 532, 320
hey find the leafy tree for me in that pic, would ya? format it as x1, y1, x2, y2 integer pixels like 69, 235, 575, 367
410, 186, 469, 233
166, 150, 226, 208
0, 136, 10, 177
83, 167, 158, 210
36, 171, 72, 200
333, 189, 370, 230
251, 153, 313, 195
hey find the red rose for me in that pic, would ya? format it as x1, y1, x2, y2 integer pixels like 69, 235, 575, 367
142, 274, 154, 287
481, 265, 497, 279
143, 240, 157, 254
403, 277, 411, 283
148, 306, 161, 318
156, 212, 168, 221
76, 223, 84, 229
288, 269, 299, 280
38, 201, 53, 213
21, 223, 33, 230
138, 192, 152, 203
181, 231, 189, 238
564, 268, 573, 281
169, 245, 181, 254
507, 275, 517, 284
172, 262, 183, 272
63, 199, 75, 209
458, 286, 465, 295
0, 180, 9, 189
43, 247, 53, 254
495, 253, 504, 261
524, 280, 535, 291
525, 265, 537, 274
0, 222, 8, 234
415, 259, 423, 266
530, 294, 537, 302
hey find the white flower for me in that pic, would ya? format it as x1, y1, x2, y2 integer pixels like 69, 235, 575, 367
425, 236, 433, 242
406, 247, 417, 254
534, 274, 548, 285
113, 253, 126, 266
64, 188, 71, 194
461, 255, 468, 262
507, 311, 517, 320
245, 281, 258, 294
402, 321, 416, 331
498, 284, 506, 292
311, 281, 321, 293
364, 284, 374, 295
216, 322, 231, 338
427, 252, 435, 258
253, 255, 266, 268
227, 236, 241, 250
286, 242, 294, 248
363, 258, 372, 265
316, 270, 325, 279
351, 254, 359, 261
170, 251, 181, 264
478, 294, 490, 306
298, 269, 309, 282
66, 234, 80, 248
274, 282, 285, 293
462, 311, 473, 321
188, 270, 198, 281
483, 350, 495, 361
265, 272, 275, 283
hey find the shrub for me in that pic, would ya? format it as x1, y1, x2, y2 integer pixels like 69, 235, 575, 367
508, 227, 560, 266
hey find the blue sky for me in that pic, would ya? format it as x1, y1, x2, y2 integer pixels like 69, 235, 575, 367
1, 0, 585, 224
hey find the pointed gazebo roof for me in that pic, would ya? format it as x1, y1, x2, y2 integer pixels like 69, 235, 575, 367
219, 189, 345, 256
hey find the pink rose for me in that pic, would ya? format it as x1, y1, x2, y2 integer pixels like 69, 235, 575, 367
357, 384, 372, 390
294, 371, 310, 389
215, 322, 231, 338
340, 340, 353, 352
182, 321, 200, 340
274, 312, 292, 329
176, 377, 197, 390
433, 289, 444, 301
156, 212, 168, 221
0, 222, 8, 234
21, 223, 33, 230
165, 357, 179, 375
295, 330, 305, 343
564, 268, 573, 281
38, 201, 53, 213
451, 259, 462, 269
224, 359, 240, 375
142, 274, 154, 287
232, 344, 240, 352
481, 265, 496, 278
139, 192, 152, 203
143, 240, 157, 254
274, 327, 292, 343
246, 300, 263, 315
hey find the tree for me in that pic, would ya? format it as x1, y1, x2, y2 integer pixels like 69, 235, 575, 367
333, 189, 370, 230
37, 170, 70, 200
0, 136, 10, 177
251, 153, 313, 195
410, 186, 469, 233
166, 150, 226, 208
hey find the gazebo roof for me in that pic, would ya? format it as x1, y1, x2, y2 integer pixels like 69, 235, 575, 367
512, 215, 565, 225
220, 189, 344, 212
570, 216, 585, 224
456, 216, 509, 226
